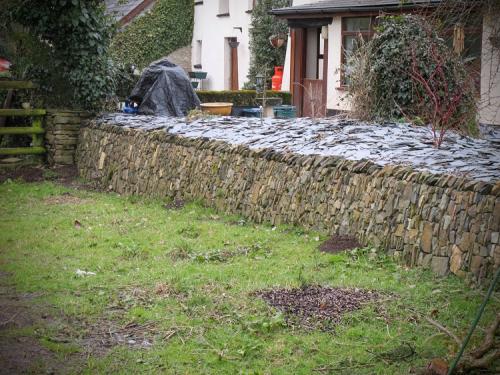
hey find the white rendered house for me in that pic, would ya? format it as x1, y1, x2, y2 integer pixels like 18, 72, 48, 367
191, 0, 256, 90
273, 0, 500, 125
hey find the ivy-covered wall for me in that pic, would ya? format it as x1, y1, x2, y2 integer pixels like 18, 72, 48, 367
110, 0, 194, 69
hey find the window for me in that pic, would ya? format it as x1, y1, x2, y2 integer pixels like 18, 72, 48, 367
218, 0, 229, 15
194, 40, 202, 68
341, 16, 376, 86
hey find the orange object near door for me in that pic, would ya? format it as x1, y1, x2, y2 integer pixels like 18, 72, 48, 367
272, 66, 284, 91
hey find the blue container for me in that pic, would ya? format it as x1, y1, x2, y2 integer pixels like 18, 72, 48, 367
273, 105, 296, 119
242, 108, 261, 118
123, 100, 138, 114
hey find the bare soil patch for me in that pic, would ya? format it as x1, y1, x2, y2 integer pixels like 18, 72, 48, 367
78, 318, 161, 353
319, 235, 362, 254
0, 165, 91, 189
72, 285, 183, 354
0, 278, 72, 374
43, 192, 90, 205
255, 285, 379, 329
0, 336, 66, 375
164, 198, 185, 210
0, 166, 44, 183
0, 280, 173, 373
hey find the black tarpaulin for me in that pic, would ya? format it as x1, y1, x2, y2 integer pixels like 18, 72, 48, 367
129, 58, 200, 116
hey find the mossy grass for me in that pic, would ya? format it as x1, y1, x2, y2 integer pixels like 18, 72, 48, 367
0, 181, 497, 374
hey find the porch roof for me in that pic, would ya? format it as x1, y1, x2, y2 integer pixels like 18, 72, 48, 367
270, 0, 442, 17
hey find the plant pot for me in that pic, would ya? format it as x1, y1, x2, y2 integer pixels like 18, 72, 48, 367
269, 34, 286, 48
189, 71, 207, 79
200, 102, 233, 116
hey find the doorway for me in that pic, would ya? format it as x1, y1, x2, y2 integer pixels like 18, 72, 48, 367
290, 26, 328, 117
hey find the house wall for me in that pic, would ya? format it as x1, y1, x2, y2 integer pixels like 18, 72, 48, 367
281, 3, 500, 124
191, 0, 253, 90
480, 13, 500, 126
327, 16, 348, 111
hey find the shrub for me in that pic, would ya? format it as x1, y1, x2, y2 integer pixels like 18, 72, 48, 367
196, 90, 291, 107
7, 0, 116, 111
348, 15, 478, 146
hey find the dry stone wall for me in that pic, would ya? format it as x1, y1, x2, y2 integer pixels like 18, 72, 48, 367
77, 122, 500, 282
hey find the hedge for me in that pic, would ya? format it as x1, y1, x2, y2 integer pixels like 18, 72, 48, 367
196, 90, 291, 107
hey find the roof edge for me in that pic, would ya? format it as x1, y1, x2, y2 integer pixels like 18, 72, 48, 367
270, 1, 442, 18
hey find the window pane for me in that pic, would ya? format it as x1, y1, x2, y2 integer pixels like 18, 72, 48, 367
344, 17, 371, 32
343, 34, 370, 85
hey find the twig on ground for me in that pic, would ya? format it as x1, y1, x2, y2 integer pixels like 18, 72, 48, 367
424, 316, 462, 346
313, 362, 376, 372
470, 313, 500, 359
0, 312, 20, 326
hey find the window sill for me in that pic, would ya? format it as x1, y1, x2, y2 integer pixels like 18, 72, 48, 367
216, 13, 230, 17
336, 86, 349, 91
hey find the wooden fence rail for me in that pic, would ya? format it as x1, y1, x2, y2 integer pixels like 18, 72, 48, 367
0, 81, 46, 156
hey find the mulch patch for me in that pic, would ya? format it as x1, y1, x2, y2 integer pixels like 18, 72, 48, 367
255, 285, 379, 329
164, 198, 185, 210
319, 235, 362, 254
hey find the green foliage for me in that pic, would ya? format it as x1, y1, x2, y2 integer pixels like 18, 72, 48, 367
110, 0, 194, 69
7, 0, 116, 110
196, 90, 291, 106
348, 15, 478, 136
246, 0, 291, 88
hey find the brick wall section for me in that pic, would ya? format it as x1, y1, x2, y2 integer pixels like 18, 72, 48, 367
76, 122, 500, 282
45, 110, 91, 165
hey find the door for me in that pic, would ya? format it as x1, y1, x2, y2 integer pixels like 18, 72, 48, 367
229, 38, 239, 90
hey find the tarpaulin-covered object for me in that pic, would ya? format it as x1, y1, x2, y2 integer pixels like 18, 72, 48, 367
129, 58, 200, 116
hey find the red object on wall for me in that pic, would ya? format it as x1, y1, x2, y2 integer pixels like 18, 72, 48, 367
272, 66, 284, 91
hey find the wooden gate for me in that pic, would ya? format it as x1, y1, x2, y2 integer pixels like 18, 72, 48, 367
0, 81, 46, 156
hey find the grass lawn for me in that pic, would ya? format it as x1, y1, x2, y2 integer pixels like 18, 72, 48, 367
0, 180, 498, 374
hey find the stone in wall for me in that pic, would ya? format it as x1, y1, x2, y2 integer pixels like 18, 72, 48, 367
76, 121, 500, 283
